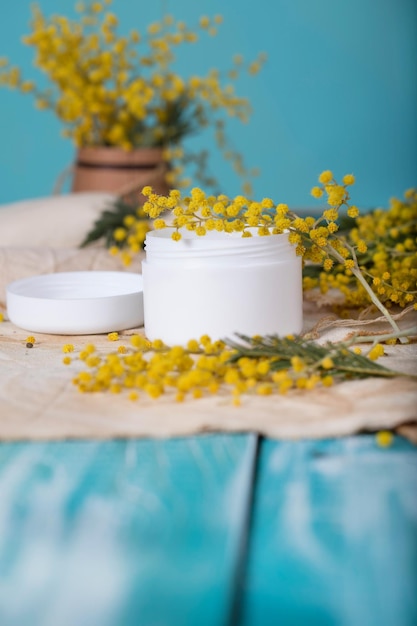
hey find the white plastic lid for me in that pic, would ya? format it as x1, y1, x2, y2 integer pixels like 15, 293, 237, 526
6, 271, 144, 335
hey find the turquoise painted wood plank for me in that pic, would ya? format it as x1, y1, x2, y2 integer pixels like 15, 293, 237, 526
0, 434, 257, 626
240, 435, 417, 626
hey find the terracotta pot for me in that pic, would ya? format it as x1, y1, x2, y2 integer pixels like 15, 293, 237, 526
71, 146, 170, 203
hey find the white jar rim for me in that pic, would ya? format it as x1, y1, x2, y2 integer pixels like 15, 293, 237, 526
145, 228, 295, 264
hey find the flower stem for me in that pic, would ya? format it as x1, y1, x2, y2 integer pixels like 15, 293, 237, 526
351, 265, 406, 336
345, 325, 417, 346
326, 243, 407, 342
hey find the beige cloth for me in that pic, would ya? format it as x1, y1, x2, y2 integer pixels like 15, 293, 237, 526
0, 192, 116, 248
0, 195, 416, 442
0, 306, 416, 442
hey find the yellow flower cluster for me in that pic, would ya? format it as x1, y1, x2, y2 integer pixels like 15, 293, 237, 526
138, 173, 355, 264
142, 185, 288, 239
0, 0, 266, 191
376, 430, 394, 448
107, 207, 151, 265
368, 343, 385, 360
65, 331, 398, 404
113, 173, 357, 271
309, 187, 417, 311
69, 335, 333, 404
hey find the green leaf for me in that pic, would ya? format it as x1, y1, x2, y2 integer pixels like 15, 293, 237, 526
80, 199, 144, 249
225, 333, 405, 381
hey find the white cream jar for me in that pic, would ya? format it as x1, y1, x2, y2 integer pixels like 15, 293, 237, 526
142, 229, 303, 344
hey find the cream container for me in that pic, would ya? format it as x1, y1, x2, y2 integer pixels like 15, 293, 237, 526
142, 229, 303, 345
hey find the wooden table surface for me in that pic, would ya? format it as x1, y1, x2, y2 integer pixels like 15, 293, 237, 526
0, 433, 416, 626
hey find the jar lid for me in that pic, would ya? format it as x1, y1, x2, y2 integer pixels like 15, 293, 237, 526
6, 271, 143, 335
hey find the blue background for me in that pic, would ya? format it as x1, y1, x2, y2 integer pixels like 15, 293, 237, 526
0, 0, 416, 209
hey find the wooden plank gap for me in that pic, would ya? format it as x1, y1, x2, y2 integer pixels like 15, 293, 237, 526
228, 433, 262, 626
